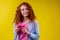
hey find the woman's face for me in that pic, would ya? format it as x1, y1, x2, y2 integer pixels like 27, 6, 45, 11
20, 5, 29, 17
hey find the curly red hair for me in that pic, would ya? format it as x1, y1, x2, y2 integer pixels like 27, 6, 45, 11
14, 2, 36, 24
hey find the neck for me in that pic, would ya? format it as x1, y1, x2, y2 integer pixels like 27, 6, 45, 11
24, 16, 28, 21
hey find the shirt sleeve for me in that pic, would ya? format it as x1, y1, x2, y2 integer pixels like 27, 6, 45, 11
13, 23, 18, 40
29, 20, 40, 40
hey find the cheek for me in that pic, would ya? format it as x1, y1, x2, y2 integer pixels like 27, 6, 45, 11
24, 10, 29, 14
21, 10, 24, 14
26, 10, 29, 12
26, 10, 29, 13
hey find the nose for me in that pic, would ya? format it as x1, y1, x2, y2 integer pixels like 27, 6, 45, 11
24, 9, 28, 12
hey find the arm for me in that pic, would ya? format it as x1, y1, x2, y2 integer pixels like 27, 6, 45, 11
13, 23, 19, 40
29, 20, 40, 40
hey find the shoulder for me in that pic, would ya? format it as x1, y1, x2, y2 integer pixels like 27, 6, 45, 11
13, 23, 18, 27
34, 20, 38, 25
29, 20, 38, 25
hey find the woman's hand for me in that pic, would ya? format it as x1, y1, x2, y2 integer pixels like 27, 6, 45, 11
22, 27, 30, 35
16, 27, 19, 35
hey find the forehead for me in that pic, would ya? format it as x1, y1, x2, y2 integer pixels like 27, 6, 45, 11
20, 5, 27, 9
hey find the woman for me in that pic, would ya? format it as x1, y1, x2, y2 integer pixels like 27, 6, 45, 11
13, 2, 40, 40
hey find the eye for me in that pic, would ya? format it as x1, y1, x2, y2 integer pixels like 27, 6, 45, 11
26, 8, 28, 10
21, 9, 24, 11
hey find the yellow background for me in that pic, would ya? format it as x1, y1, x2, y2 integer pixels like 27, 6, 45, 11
0, 0, 60, 40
